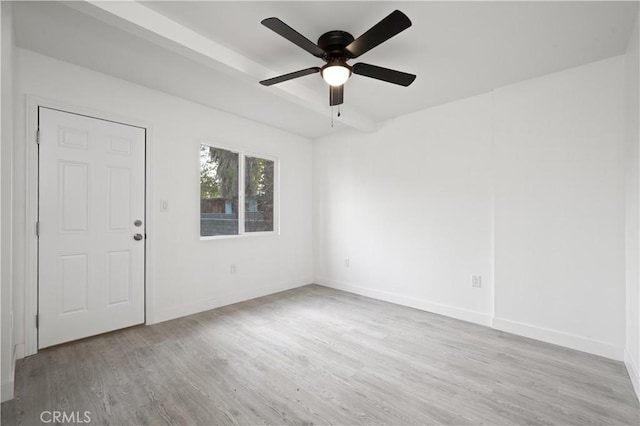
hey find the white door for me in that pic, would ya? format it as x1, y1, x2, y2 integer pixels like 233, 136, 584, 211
38, 107, 145, 349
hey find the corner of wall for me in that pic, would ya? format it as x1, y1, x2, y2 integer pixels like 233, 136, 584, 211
624, 6, 640, 403
625, 348, 640, 402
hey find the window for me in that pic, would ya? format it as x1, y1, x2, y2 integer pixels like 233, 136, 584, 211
245, 156, 274, 233
200, 144, 277, 238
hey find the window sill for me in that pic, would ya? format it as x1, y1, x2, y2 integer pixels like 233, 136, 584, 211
199, 231, 278, 241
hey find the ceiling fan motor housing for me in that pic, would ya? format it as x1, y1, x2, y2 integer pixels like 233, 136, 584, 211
318, 30, 355, 60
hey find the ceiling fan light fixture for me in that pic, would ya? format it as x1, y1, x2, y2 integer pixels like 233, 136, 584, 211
321, 62, 351, 86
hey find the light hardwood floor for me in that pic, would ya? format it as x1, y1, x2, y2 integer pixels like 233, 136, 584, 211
1, 284, 639, 425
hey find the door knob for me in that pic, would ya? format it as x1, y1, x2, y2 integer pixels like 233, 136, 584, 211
133, 233, 143, 241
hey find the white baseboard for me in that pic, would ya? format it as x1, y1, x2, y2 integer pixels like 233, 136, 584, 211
0, 343, 18, 402
153, 297, 222, 325
316, 277, 493, 327
492, 317, 623, 361
624, 348, 640, 402
14, 343, 24, 360
1, 380, 13, 403
316, 277, 624, 361
152, 279, 311, 324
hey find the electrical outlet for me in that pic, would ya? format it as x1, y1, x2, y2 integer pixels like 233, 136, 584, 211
471, 275, 482, 288
230, 264, 237, 274
344, 258, 350, 268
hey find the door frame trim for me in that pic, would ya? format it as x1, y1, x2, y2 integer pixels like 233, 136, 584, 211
24, 95, 156, 356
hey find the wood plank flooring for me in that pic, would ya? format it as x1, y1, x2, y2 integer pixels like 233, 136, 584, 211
1, 284, 638, 425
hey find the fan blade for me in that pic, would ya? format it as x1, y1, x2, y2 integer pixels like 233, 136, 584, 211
262, 17, 325, 58
345, 10, 412, 58
330, 84, 344, 106
260, 67, 321, 86
352, 63, 416, 86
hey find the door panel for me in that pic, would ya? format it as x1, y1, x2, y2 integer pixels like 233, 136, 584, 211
107, 250, 131, 305
60, 254, 88, 314
59, 161, 89, 232
38, 107, 145, 349
108, 167, 131, 230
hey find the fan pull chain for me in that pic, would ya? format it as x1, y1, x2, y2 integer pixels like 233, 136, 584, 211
330, 106, 342, 128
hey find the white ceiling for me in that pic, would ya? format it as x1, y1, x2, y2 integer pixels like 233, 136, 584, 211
12, 1, 639, 139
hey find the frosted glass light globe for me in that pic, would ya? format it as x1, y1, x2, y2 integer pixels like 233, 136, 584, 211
322, 65, 351, 86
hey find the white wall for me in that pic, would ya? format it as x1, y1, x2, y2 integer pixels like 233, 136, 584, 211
314, 93, 495, 325
11, 48, 313, 358
1, 1, 15, 403
314, 56, 627, 360
493, 57, 626, 359
625, 11, 640, 400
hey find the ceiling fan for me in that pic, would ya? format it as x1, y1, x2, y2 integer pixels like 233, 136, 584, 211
259, 10, 416, 107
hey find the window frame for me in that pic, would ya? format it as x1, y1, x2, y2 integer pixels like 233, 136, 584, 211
199, 140, 279, 240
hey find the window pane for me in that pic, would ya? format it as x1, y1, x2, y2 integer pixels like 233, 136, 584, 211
200, 145, 239, 236
245, 156, 274, 232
